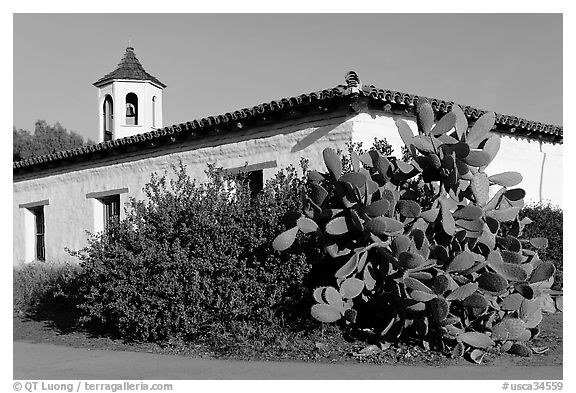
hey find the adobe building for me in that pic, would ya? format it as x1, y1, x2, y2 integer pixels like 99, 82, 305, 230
13, 47, 563, 265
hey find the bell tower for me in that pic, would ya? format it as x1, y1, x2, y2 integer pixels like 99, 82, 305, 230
93, 46, 166, 142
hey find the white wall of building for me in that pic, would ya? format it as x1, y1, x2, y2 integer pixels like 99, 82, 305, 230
13, 113, 353, 265
350, 110, 563, 208
12, 108, 563, 265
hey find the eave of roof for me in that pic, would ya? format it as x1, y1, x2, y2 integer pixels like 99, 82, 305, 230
14, 71, 562, 172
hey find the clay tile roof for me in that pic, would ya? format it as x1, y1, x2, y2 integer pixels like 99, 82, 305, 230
14, 71, 562, 171
93, 47, 166, 88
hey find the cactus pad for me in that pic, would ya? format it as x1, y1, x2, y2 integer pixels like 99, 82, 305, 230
486, 207, 521, 222
489, 172, 523, 187
309, 183, 328, 206
530, 237, 549, 250
451, 104, 468, 138
428, 297, 449, 323
272, 226, 299, 251
453, 205, 483, 220
433, 274, 450, 295
404, 276, 434, 294
497, 235, 522, 252
392, 235, 411, 256
296, 217, 319, 234
416, 98, 435, 135
477, 272, 508, 293
471, 172, 490, 206
504, 188, 526, 201
500, 293, 524, 311
508, 343, 532, 357
500, 250, 524, 265
313, 287, 325, 304
431, 111, 456, 136
446, 282, 478, 301
325, 216, 350, 235
481, 134, 501, 165
529, 261, 555, 283
396, 119, 415, 147
340, 277, 364, 299
307, 170, 325, 183
397, 199, 422, 218
365, 216, 404, 236
410, 290, 436, 302
446, 251, 475, 273
458, 331, 495, 349
396, 252, 426, 270
322, 286, 343, 306
412, 135, 439, 154
463, 150, 492, 167
365, 199, 390, 217
440, 199, 456, 235
463, 292, 489, 310
311, 303, 341, 323
467, 111, 496, 146
343, 308, 357, 323
323, 148, 342, 180
491, 262, 528, 282
420, 208, 440, 223
335, 253, 359, 279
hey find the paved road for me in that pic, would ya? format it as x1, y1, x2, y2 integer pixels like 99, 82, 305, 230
14, 341, 562, 380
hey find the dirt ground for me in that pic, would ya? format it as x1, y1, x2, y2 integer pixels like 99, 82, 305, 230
13, 311, 562, 372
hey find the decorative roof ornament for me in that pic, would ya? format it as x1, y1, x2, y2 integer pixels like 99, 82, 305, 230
345, 71, 361, 94
93, 46, 166, 88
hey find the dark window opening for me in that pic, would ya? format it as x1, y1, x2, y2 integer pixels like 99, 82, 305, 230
236, 170, 264, 198
126, 93, 138, 125
102, 195, 120, 230
103, 95, 114, 141
152, 96, 157, 127
30, 207, 45, 261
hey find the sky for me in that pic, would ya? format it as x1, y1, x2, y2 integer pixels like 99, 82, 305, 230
13, 13, 562, 143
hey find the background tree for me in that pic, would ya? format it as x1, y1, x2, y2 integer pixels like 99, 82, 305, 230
13, 120, 94, 161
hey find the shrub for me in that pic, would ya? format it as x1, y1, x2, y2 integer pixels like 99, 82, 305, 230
519, 203, 563, 290
71, 163, 323, 342
13, 261, 81, 314
274, 98, 557, 359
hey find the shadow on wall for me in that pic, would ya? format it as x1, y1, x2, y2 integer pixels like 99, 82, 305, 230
291, 122, 352, 153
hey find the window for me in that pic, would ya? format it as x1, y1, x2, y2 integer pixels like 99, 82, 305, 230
30, 206, 45, 261
126, 93, 138, 125
235, 170, 264, 198
19, 199, 49, 262
152, 96, 157, 127
225, 161, 277, 199
102, 195, 120, 230
86, 188, 128, 234
103, 95, 114, 141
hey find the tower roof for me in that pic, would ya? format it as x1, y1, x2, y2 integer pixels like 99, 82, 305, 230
93, 47, 166, 88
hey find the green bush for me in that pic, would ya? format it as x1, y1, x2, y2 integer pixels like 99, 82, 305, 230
13, 261, 80, 313
520, 203, 563, 289
71, 163, 323, 342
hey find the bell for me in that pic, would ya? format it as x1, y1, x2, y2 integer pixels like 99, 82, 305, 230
126, 103, 136, 116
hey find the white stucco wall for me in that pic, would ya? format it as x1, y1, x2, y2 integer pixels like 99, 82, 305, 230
13, 113, 353, 265
350, 111, 414, 156
350, 110, 562, 207
486, 135, 562, 207
12, 108, 563, 265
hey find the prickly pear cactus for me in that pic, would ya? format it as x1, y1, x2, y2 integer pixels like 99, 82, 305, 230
272, 98, 559, 361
